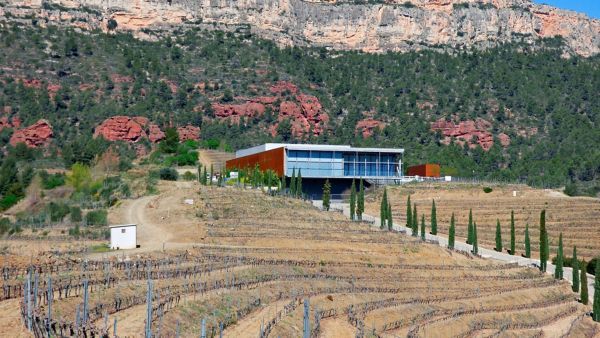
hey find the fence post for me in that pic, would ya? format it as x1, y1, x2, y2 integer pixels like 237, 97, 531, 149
145, 279, 153, 338
83, 279, 89, 325
46, 277, 52, 337
26, 268, 32, 330
303, 298, 310, 338
200, 318, 206, 338
113, 317, 118, 338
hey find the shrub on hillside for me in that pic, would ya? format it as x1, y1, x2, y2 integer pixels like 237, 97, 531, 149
39, 170, 66, 189
85, 209, 107, 226
483, 187, 493, 193
159, 168, 178, 181
47, 202, 70, 222
0, 218, 10, 236
70, 206, 82, 222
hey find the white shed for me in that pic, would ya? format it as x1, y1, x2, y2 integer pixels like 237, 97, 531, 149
110, 224, 137, 250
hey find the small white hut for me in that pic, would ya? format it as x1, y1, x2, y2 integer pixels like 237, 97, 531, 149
109, 224, 137, 250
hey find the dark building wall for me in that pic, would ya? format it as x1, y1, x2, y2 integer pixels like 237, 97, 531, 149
297, 177, 371, 200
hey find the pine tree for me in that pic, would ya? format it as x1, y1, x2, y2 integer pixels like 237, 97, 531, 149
412, 205, 418, 237
387, 200, 393, 231
581, 261, 589, 305
572, 246, 579, 292
554, 233, 564, 280
467, 209, 473, 244
539, 210, 548, 272
296, 169, 302, 198
380, 188, 387, 229
420, 214, 426, 241
593, 259, 600, 322
510, 210, 516, 255
495, 219, 502, 252
406, 195, 412, 229
350, 180, 356, 221
472, 222, 478, 255
357, 179, 364, 221
322, 179, 331, 211
290, 169, 296, 196
430, 200, 437, 235
448, 213, 455, 249
524, 223, 531, 258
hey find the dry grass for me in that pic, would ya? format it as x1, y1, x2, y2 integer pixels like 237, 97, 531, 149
0, 182, 598, 337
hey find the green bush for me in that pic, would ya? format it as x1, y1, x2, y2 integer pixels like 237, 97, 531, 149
159, 168, 178, 181
483, 187, 493, 193
39, 170, 66, 189
47, 202, 70, 222
70, 206, 82, 222
182, 171, 196, 181
85, 209, 107, 226
0, 218, 11, 236
0, 194, 20, 211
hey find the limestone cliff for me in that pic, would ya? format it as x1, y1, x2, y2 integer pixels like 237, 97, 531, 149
2, 0, 599, 56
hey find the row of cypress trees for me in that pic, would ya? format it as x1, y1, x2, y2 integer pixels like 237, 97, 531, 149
288, 168, 303, 198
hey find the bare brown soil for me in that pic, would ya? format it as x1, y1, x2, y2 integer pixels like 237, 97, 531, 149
1, 181, 598, 337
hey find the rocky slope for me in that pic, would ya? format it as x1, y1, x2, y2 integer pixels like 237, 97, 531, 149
2, 0, 599, 56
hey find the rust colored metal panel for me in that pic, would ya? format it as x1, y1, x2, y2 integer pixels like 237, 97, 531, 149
407, 164, 441, 177
225, 147, 285, 176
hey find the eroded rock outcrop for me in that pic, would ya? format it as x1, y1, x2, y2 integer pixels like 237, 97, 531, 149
356, 118, 385, 138
94, 116, 200, 144
10, 119, 53, 147
2, 0, 598, 56
177, 125, 200, 142
431, 118, 510, 151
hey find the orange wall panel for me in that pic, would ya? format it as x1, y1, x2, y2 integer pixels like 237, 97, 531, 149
407, 164, 441, 177
226, 147, 285, 176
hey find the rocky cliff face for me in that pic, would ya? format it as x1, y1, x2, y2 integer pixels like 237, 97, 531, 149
2, 0, 599, 56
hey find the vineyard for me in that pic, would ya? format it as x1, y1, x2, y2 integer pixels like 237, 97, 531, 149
0, 183, 598, 337
366, 183, 600, 261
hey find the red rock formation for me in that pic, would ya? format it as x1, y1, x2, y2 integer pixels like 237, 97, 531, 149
212, 102, 266, 123
148, 124, 165, 143
356, 118, 385, 138
498, 133, 511, 147
270, 81, 299, 95
177, 125, 200, 142
10, 119, 53, 147
0, 115, 22, 132
431, 118, 497, 150
94, 116, 148, 142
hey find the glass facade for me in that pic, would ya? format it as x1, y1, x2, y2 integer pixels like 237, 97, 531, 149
286, 150, 400, 178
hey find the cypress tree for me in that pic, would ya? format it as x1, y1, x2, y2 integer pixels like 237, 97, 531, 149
281, 175, 286, 194
387, 199, 393, 231
472, 222, 478, 255
296, 169, 302, 198
581, 261, 589, 305
495, 219, 502, 252
357, 179, 364, 221
420, 214, 426, 241
430, 200, 437, 235
322, 179, 331, 211
290, 169, 296, 196
412, 205, 418, 237
350, 180, 356, 221
448, 213, 455, 249
467, 209, 473, 244
539, 210, 548, 272
572, 246, 579, 293
593, 259, 600, 322
554, 233, 564, 280
510, 210, 516, 255
524, 223, 531, 258
197, 164, 203, 183
210, 164, 214, 186
406, 195, 412, 229
380, 188, 387, 229
202, 167, 208, 185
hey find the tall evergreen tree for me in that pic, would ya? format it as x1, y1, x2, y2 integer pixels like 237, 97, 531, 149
430, 200, 437, 235
510, 210, 516, 255
572, 246, 580, 293
290, 169, 296, 196
202, 167, 208, 185
593, 259, 600, 322
280, 175, 286, 194
448, 213, 455, 249
420, 214, 426, 241
387, 199, 393, 231
209, 164, 214, 186
539, 210, 548, 272
555, 233, 564, 280
197, 164, 203, 183
322, 179, 331, 211
296, 169, 302, 198
412, 205, 418, 237
350, 180, 356, 221
380, 188, 388, 229
406, 195, 412, 229
581, 261, 589, 305
357, 179, 364, 221
495, 219, 502, 252
524, 223, 531, 258
467, 209, 473, 244
472, 222, 478, 255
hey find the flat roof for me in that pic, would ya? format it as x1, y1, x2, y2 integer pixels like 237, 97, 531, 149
109, 224, 137, 228
236, 143, 404, 158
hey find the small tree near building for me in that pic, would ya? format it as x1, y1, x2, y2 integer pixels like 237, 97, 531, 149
554, 233, 564, 280
357, 179, 364, 221
430, 200, 437, 235
406, 195, 412, 229
322, 179, 331, 211
350, 180, 356, 221
380, 188, 388, 229
448, 213, 455, 249
387, 199, 393, 231
412, 205, 418, 237
296, 169, 303, 198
